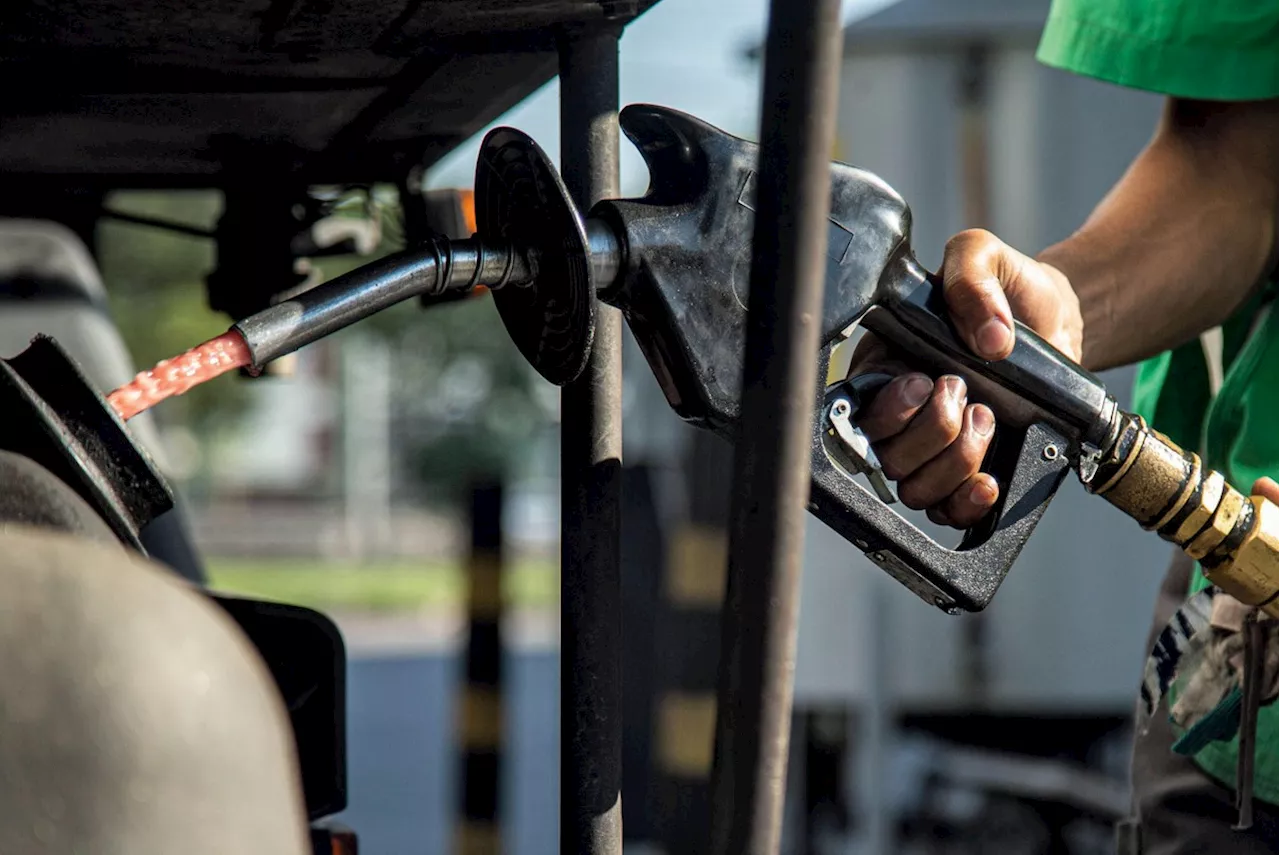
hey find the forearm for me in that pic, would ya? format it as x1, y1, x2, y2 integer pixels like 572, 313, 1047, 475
1036, 98, 1278, 372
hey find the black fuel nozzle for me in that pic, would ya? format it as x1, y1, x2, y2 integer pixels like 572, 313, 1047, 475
578, 105, 1124, 613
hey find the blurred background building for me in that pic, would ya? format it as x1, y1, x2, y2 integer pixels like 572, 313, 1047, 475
787, 2, 1168, 852
21, 0, 1181, 852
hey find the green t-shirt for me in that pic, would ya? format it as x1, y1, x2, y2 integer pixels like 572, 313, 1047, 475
1036, 0, 1279, 806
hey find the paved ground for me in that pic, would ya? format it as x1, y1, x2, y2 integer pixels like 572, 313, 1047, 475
328, 609, 560, 855
334, 608, 559, 659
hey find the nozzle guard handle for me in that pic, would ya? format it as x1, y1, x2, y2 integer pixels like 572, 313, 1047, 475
816, 347, 1072, 612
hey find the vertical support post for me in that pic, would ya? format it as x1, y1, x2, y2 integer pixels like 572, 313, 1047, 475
558, 22, 624, 855
456, 482, 505, 855
707, 1, 844, 853
618, 464, 664, 844
957, 44, 991, 705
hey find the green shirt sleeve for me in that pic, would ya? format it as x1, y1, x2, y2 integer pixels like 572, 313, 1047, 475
1036, 0, 1279, 100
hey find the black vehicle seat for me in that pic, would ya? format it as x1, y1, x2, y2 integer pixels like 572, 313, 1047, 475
0, 218, 207, 582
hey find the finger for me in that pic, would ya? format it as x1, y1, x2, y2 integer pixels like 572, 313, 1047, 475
896, 404, 995, 511
943, 472, 1000, 528
927, 507, 955, 527
940, 229, 1016, 360
846, 332, 890, 373
855, 372, 934, 443
845, 333, 913, 380
1252, 477, 1279, 505
875, 375, 967, 479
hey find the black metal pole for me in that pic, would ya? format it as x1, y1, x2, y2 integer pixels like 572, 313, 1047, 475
558, 22, 624, 855
707, 1, 844, 853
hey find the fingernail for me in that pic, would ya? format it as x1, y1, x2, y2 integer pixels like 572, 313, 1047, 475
901, 375, 933, 407
972, 406, 994, 437
975, 318, 1012, 358
968, 479, 996, 506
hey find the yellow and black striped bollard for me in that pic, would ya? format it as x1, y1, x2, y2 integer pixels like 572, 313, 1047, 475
455, 482, 504, 855
651, 431, 733, 852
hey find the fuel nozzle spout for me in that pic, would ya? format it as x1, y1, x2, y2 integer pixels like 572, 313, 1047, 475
1085, 411, 1278, 618
231, 217, 625, 375
233, 235, 537, 369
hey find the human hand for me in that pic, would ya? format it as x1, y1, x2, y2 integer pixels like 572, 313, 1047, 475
847, 229, 1084, 528
1253, 477, 1279, 505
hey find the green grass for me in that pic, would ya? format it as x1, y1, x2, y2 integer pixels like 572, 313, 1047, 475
206, 557, 559, 613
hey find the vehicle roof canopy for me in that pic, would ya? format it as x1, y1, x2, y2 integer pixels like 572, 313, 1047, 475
0, 0, 656, 188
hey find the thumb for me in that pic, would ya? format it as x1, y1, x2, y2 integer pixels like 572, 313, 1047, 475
939, 229, 1017, 360
1251, 477, 1279, 505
